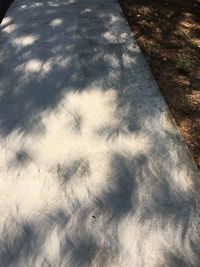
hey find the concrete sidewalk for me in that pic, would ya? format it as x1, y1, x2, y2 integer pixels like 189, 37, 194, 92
0, 0, 14, 23
0, 0, 200, 266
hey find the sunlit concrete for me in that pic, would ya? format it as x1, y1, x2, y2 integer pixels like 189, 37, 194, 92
0, 0, 200, 266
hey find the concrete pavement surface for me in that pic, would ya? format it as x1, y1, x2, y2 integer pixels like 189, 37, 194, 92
0, 0, 14, 23
0, 0, 200, 266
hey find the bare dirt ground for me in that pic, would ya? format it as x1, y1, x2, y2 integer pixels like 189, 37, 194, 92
119, 0, 200, 168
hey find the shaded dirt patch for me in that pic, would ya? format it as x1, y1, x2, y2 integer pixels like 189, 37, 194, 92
118, 0, 200, 168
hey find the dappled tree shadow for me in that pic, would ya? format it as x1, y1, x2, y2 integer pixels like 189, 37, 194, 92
0, 0, 160, 136
0, 0, 14, 23
0, 0, 200, 266
118, 0, 200, 167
